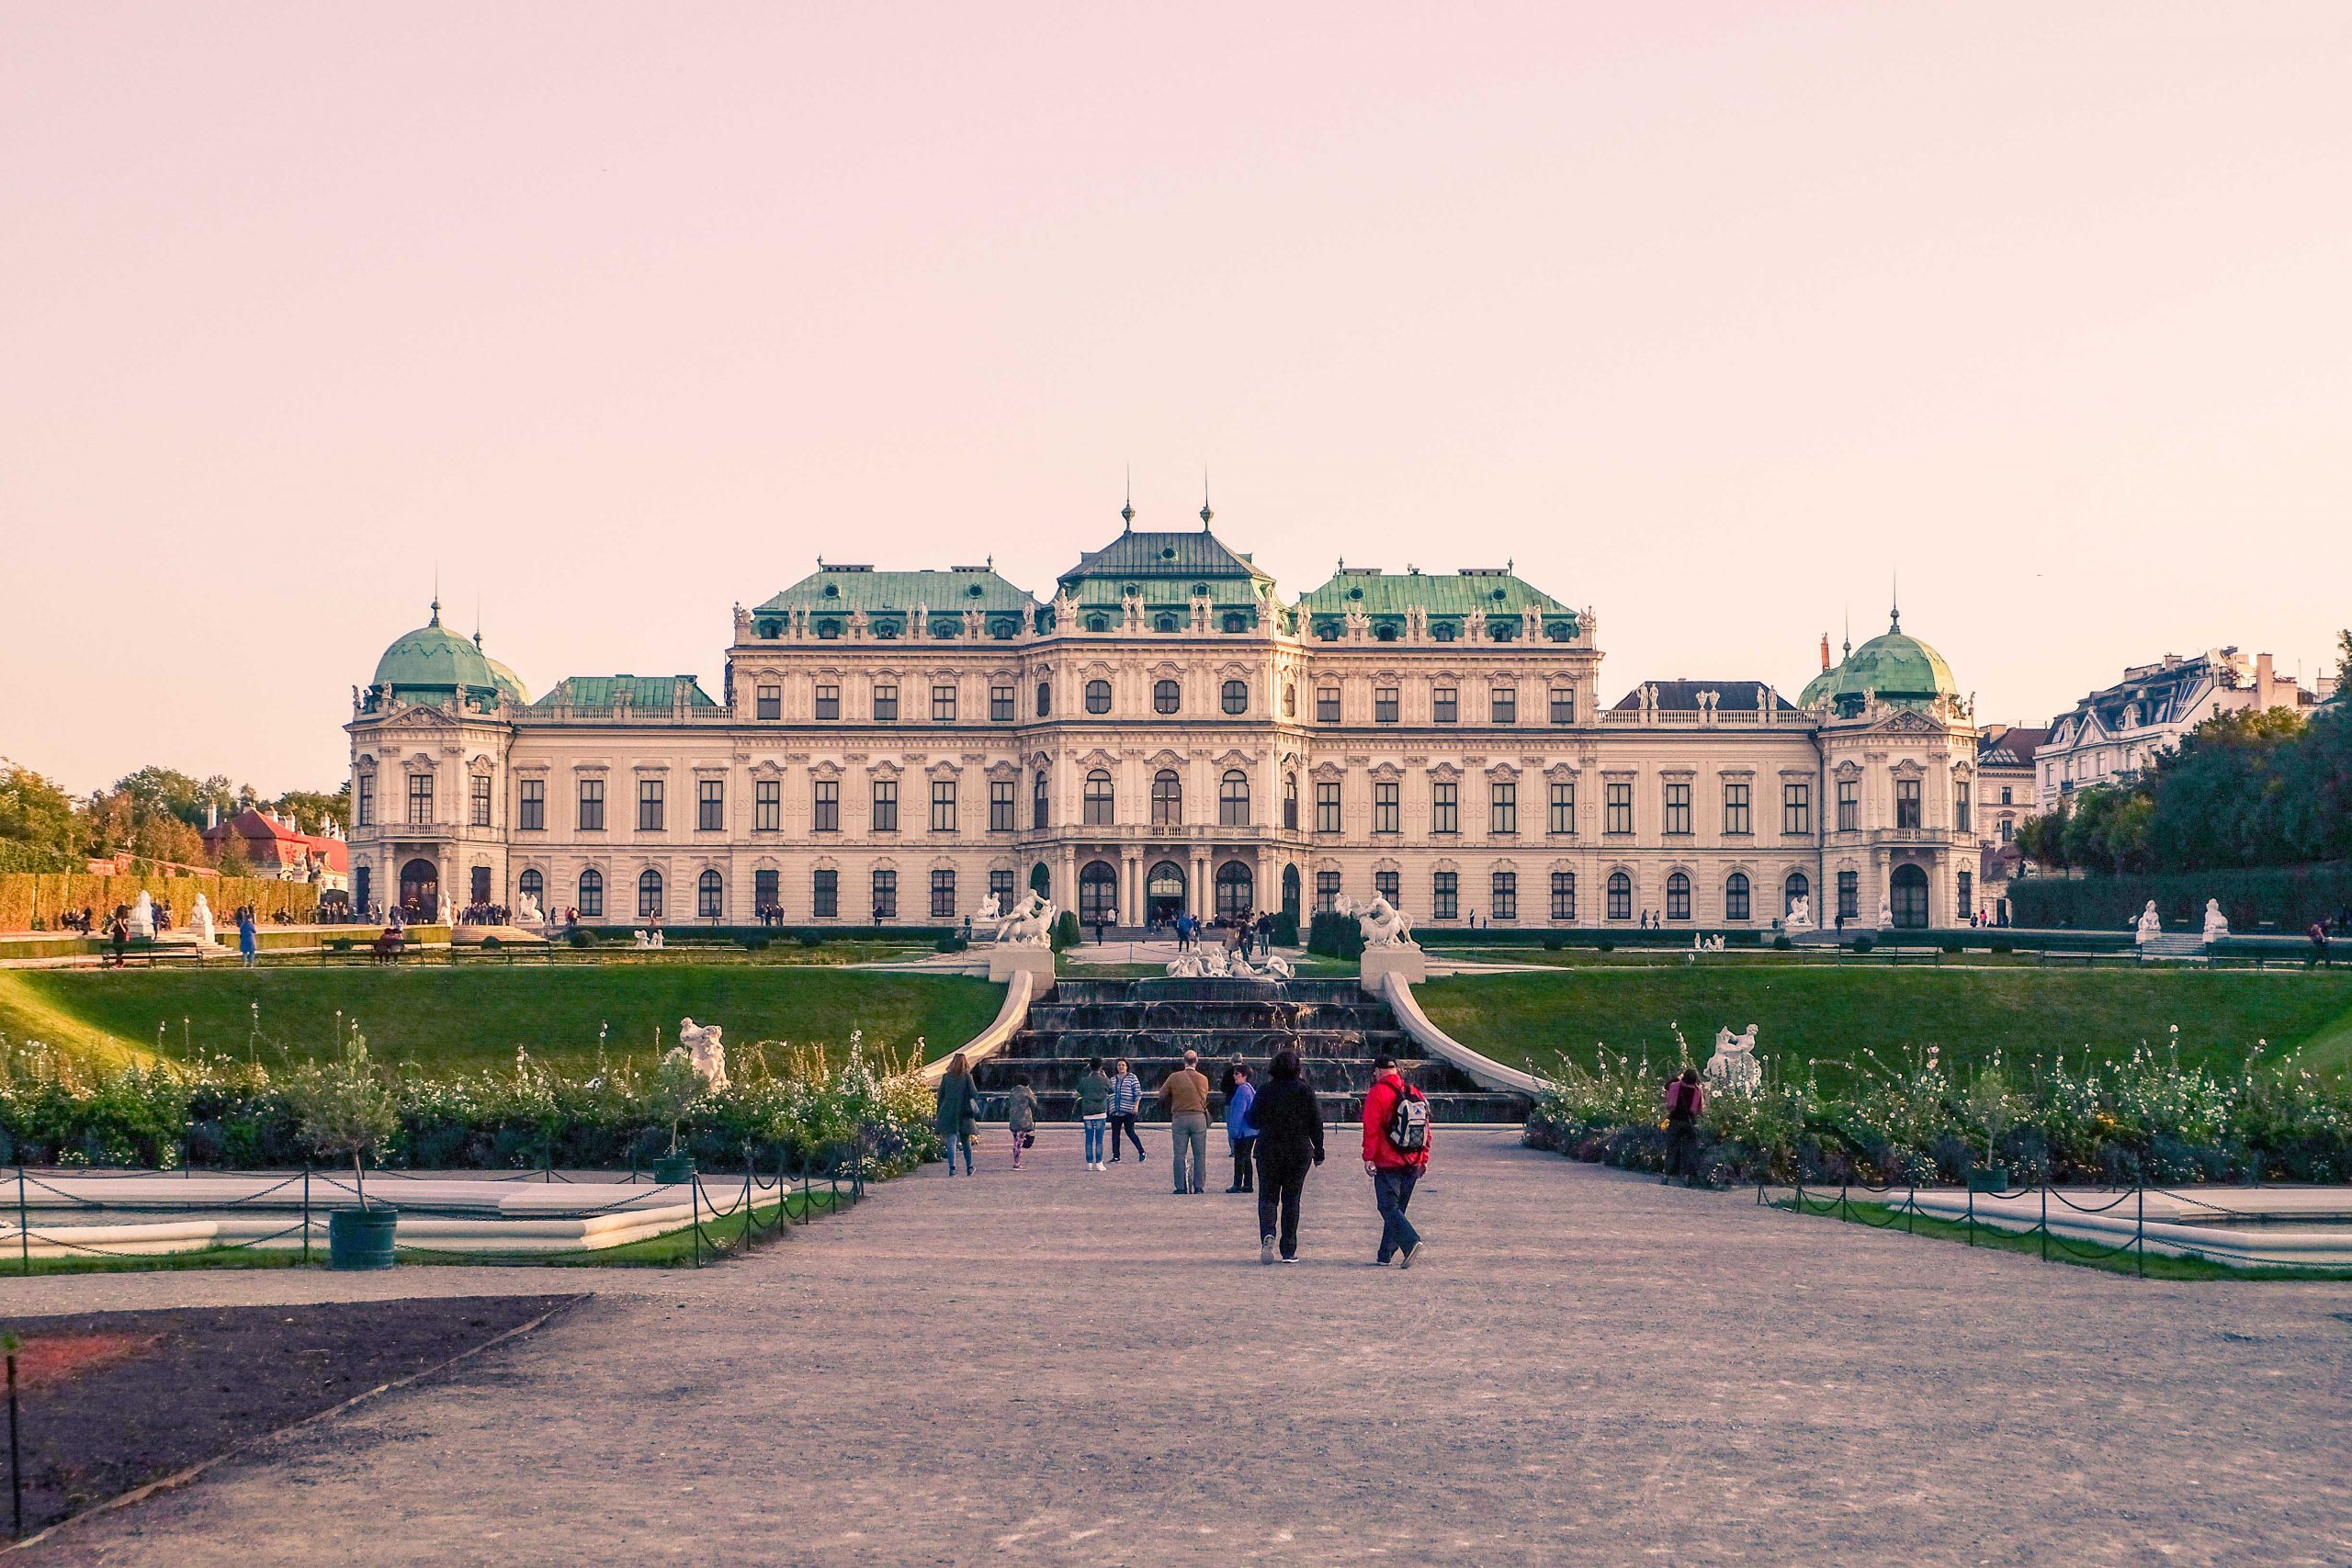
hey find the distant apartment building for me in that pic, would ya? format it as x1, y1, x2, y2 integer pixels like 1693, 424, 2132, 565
2035, 649, 2313, 812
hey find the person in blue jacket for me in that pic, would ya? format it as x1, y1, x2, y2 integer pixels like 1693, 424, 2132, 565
1223, 1061, 1259, 1193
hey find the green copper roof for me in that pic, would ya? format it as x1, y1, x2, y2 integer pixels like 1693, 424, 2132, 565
531, 675, 718, 712
481, 652, 530, 705
1294, 566, 1578, 642
752, 566, 1035, 638
373, 605, 500, 703
1802, 614, 1958, 716
1057, 527, 1273, 591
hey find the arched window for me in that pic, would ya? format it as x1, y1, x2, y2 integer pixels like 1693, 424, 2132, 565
1079, 860, 1119, 924
1606, 871, 1632, 921
1086, 615, 1109, 632
1083, 769, 1114, 826
1029, 862, 1052, 897
1784, 871, 1810, 913
1154, 679, 1181, 714
1151, 770, 1182, 824
1283, 684, 1297, 717
1891, 863, 1928, 928
1085, 679, 1112, 715
354, 865, 372, 914
638, 868, 663, 919
577, 868, 605, 918
1035, 681, 1051, 717
1216, 860, 1254, 919
1219, 770, 1250, 826
1281, 864, 1302, 919
1724, 872, 1750, 921
1666, 871, 1691, 921
518, 868, 543, 905
697, 869, 724, 919
1032, 771, 1049, 829
1283, 773, 1299, 830
1221, 680, 1248, 715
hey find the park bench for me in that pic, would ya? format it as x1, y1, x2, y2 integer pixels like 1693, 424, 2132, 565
104, 945, 209, 968
1879, 946, 1943, 964
2035, 950, 2106, 966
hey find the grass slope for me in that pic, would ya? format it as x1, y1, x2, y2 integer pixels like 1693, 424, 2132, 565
1418, 967, 2352, 1088
0, 966, 999, 1077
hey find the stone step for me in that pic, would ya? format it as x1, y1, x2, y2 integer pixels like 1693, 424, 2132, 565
975, 1055, 1488, 1099
978, 1089, 1533, 1124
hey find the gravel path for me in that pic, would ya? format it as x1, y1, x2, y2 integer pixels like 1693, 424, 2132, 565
13, 1127, 2352, 1566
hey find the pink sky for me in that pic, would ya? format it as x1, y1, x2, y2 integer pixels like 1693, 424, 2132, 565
5, 2, 2347, 794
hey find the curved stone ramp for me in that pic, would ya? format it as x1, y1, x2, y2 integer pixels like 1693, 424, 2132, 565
1378, 969, 1547, 1096
917, 964, 1037, 1084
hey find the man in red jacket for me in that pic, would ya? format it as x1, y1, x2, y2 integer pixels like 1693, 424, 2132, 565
1362, 1055, 1430, 1268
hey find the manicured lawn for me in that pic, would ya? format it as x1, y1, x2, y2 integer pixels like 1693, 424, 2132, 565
1418, 967, 2352, 1089
0, 965, 1000, 1076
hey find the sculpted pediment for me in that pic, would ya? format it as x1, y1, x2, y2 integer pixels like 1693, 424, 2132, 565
1875, 710, 1943, 735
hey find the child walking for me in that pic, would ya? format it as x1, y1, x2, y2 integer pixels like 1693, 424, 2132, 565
1224, 1061, 1259, 1193
1006, 1076, 1040, 1169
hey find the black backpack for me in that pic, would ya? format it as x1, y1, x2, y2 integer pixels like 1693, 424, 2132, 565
1385, 1081, 1430, 1154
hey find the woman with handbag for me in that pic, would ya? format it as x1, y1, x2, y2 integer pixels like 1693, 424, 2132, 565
935, 1052, 981, 1177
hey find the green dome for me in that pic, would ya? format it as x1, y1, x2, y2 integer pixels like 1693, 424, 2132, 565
371, 604, 499, 702
1804, 614, 1958, 716
482, 653, 530, 705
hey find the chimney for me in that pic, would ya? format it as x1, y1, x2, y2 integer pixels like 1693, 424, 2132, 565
1819, 633, 1831, 671
2256, 652, 2278, 711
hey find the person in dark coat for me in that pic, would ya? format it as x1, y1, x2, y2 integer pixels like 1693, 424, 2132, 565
934, 1052, 981, 1176
1662, 1066, 1705, 1186
1250, 1049, 1325, 1263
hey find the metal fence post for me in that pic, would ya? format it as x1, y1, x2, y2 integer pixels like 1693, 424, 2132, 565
15, 1167, 27, 1277
301, 1164, 311, 1267
691, 1175, 702, 1268
2040, 1179, 2049, 1263
1965, 1183, 1975, 1247
2136, 1180, 2145, 1279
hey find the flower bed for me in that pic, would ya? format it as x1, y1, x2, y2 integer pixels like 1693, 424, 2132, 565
0, 1033, 943, 1177
1523, 1029, 2352, 1188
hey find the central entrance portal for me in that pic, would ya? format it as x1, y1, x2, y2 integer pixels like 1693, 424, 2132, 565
1147, 860, 1187, 926
399, 858, 438, 917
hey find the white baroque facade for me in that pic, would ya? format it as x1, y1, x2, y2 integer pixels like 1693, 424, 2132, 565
346, 519, 1984, 933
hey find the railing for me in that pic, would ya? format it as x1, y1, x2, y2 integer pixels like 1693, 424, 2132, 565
1867, 827, 1954, 845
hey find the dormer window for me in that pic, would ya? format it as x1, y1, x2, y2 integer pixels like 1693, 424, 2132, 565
1222, 613, 1247, 634
1156, 614, 1179, 633
1431, 622, 1456, 642
817, 620, 841, 639
1087, 615, 1110, 632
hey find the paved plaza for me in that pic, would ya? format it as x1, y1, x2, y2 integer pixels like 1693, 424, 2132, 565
9, 1127, 2352, 1566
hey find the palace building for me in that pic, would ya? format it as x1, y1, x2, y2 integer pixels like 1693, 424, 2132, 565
345, 512, 1984, 933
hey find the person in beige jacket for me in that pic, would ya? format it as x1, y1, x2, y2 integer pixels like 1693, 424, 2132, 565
1158, 1049, 1213, 1195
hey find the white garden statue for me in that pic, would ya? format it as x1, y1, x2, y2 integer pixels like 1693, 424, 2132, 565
995, 891, 1058, 947
436, 891, 454, 926
515, 890, 544, 928
187, 893, 216, 945
677, 1018, 728, 1091
634, 928, 665, 949
2134, 899, 2162, 945
1704, 1024, 1763, 1093
127, 891, 155, 941
2202, 898, 2231, 943
970, 891, 1001, 931
1783, 895, 1815, 933
1875, 893, 1894, 931
1690, 932, 1726, 954
1335, 894, 1416, 950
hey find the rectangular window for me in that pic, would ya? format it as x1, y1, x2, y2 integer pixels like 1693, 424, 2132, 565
356, 773, 374, 828
812, 868, 839, 919
1550, 688, 1575, 725
754, 868, 778, 913
1315, 870, 1340, 915
932, 684, 956, 723
517, 778, 543, 831
756, 684, 781, 721
1033, 774, 1048, 829
1035, 681, 1051, 717
872, 682, 899, 722
1374, 869, 1399, 908
1432, 686, 1457, 724
697, 779, 724, 832
989, 685, 1014, 722
1317, 687, 1340, 724
470, 774, 492, 828
2000, 786, 2014, 806
1432, 871, 1459, 920
637, 778, 664, 832
1550, 871, 1576, 921
1490, 686, 1516, 725
1548, 780, 1575, 835
931, 869, 956, 919
1723, 783, 1750, 836
1663, 782, 1690, 836
989, 868, 1014, 908
871, 779, 899, 833
578, 778, 605, 831
871, 869, 897, 921
1373, 781, 1399, 835
406, 773, 434, 826
1431, 781, 1458, 835
931, 779, 956, 832
754, 780, 780, 831
1838, 780, 1860, 831
1783, 783, 1811, 836
1955, 781, 1972, 833
1605, 782, 1633, 835
1489, 780, 1517, 834
989, 779, 1015, 832
1957, 869, 1973, 917
1895, 778, 1922, 830
1491, 872, 1517, 922
1838, 870, 1859, 920
814, 683, 840, 720
1374, 686, 1398, 724
1315, 781, 1341, 834
812, 780, 840, 832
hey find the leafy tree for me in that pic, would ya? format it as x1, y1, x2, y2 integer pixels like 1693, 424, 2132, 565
274, 786, 351, 834
2337, 627, 2352, 686
111, 766, 247, 829
286, 1032, 401, 1208
0, 761, 82, 868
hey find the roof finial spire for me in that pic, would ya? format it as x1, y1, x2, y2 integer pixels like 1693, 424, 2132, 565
1199, 468, 1213, 530
1121, 465, 1134, 530
1890, 570, 1900, 633
474, 596, 483, 649
1843, 604, 1851, 658
430, 568, 441, 628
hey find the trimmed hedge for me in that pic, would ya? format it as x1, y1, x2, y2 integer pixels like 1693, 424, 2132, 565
1306, 911, 1364, 959
2011, 863, 2352, 933
2, 872, 323, 933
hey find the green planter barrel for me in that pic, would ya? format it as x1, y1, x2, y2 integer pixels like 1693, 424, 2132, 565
652, 1152, 697, 1185
328, 1206, 400, 1269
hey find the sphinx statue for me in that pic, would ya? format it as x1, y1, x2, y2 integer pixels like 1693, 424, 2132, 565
2134, 900, 2162, 945
2201, 898, 2231, 943
126, 891, 155, 941
187, 893, 216, 945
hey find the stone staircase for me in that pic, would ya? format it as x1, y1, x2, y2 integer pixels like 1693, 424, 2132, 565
971, 976, 1532, 1124
2136, 932, 2209, 962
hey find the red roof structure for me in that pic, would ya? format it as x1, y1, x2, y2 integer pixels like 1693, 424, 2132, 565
200, 808, 350, 878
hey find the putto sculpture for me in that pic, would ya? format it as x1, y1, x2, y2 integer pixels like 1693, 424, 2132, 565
1704, 1025, 1762, 1093
677, 1018, 728, 1091
1334, 894, 1415, 950
1166, 944, 1293, 981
